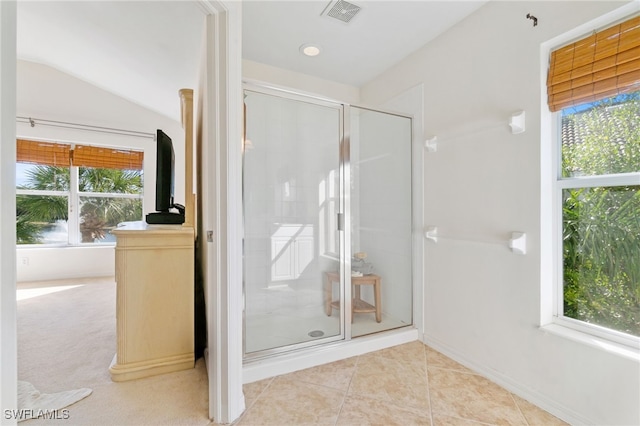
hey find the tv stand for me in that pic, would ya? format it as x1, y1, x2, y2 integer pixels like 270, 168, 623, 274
109, 221, 195, 381
145, 211, 185, 225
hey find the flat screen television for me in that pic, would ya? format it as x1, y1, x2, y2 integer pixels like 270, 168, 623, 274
145, 129, 185, 224
155, 129, 174, 212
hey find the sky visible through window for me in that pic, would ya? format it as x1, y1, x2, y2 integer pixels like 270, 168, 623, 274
562, 92, 636, 116
16, 163, 32, 187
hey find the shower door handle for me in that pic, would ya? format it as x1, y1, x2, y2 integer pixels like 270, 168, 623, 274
337, 213, 344, 231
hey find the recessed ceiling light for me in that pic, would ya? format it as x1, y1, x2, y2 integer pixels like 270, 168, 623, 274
300, 44, 321, 57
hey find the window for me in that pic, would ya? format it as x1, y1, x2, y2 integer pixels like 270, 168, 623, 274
557, 93, 639, 339
547, 15, 640, 342
16, 139, 144, 246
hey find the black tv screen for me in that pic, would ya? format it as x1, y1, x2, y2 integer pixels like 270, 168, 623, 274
155, 129, 175, 212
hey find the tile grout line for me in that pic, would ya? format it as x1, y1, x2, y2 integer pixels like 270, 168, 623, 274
253, 376, 275, 407
509, 392, 531, 426
234, 376, 275, 425
332, 353, 361, 425
442, 414, 496, 426
236, 342, 564, 426
423, 343, 436, 426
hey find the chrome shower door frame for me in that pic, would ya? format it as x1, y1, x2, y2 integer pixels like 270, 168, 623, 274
242, 83, 351, 360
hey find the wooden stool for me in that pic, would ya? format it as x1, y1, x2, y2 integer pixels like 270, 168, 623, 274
324, 271, 382, 323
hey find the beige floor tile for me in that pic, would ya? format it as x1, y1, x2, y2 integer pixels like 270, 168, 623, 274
236, 343, 568, 426
349, 353, 431, 411
511, 394, 568, 426
362, 340, 428, 373
432, 413, 492, 425
425, 346, 475, 374
236, 377, 345, 425
243, 378, 273, 409
285, 357, 358, 391
337, 394, 432, 426
428, 368, 527, 425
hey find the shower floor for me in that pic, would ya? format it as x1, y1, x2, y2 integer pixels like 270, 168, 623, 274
244, 306, 409, 354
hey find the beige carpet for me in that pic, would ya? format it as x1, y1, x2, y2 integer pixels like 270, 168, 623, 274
17, 277, 211, 425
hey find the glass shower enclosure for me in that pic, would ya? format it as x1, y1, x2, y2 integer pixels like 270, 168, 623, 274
243, 86, 412, 358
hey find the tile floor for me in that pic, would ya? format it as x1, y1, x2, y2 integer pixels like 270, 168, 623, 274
236, 341, 568, 426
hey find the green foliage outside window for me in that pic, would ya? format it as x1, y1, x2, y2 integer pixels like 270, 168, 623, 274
16, 165, 143, 244
77, 167, 143, 242
561, 91, 640, 337
16, 166, 70, 244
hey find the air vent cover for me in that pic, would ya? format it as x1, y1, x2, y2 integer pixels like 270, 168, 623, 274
322, 0, 361, 24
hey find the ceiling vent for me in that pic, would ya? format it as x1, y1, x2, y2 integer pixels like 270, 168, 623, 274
321, 0, 361, 24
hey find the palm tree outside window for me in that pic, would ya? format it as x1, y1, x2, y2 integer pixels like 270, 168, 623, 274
16, 140, 143, 245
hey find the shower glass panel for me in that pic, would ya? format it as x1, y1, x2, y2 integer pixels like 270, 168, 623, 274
350, 107, 412, 337
243, 90, 344, 355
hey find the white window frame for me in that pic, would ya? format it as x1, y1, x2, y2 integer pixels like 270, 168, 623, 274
551, 111, 640, 348
540, 3, 640, 354
16, 148, 144, 247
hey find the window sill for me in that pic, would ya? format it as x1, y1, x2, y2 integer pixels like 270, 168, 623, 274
540, 323, 640, 362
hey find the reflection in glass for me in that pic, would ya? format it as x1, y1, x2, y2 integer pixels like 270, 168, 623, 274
243, 90, 415, 355
350, 107, 413, 337
243, 90, 343, 354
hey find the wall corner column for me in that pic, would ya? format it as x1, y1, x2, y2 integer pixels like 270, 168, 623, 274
201, 0, 244, 423
179, 88, 196, 229
0, 1, 18, 422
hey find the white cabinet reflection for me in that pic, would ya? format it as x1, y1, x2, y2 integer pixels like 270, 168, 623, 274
270, 224, 314, 284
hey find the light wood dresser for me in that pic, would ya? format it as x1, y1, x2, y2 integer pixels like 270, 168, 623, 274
109, 221, 194, 382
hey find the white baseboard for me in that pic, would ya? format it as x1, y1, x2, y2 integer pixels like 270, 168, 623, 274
243, 327, 419, 384
423, 335, 591, 426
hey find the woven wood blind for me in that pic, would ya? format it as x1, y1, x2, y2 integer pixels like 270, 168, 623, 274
17, 139, 143, 170
72, 145, 143, 170
16, 139, 70, 167
547, 15, 640, 112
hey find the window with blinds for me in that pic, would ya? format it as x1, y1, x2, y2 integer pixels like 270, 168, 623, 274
546, 14, 640, 343
17, 139, 143, 170
547, 15, 640, 112
16, 139, 70, 167
16, 139, 144, 246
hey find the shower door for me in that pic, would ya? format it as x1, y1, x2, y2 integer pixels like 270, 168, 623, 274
243, 88, 346, 356
349, 107, 413, 337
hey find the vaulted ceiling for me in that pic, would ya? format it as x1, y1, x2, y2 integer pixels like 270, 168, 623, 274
16, 1, 487, 121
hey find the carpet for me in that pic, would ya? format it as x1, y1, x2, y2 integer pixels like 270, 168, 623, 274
17, 278, 210, 425
17, 381, 92, 422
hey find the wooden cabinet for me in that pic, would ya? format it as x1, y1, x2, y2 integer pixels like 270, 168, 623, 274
109, 222, 195, 382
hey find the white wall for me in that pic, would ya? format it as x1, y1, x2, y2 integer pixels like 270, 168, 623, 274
360, 1, 639, 425
0, 1, 18, 419
198, 3, 245, 421
16, 246, 114, 282
243, 59, 360, 105
16, 60, 185, 282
